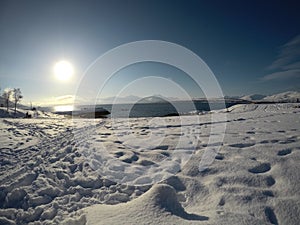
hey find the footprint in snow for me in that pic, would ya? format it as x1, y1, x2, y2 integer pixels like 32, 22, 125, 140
277, 148, 292, 156
229, 143, 255, 148
248, 162, 271, 174
264, 207, 278, 225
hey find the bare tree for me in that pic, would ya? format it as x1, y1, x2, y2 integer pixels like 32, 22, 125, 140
2, 88, 12, 112
12, 88, 23, 115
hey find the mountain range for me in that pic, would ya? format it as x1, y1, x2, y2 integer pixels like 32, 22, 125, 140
240, 91, 300, 103
102, 91, 300, 104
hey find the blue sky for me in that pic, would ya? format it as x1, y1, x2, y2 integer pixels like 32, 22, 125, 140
0, 0, 300, 106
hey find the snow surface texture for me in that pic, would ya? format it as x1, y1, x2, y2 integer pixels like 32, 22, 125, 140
0, 103, 299, 224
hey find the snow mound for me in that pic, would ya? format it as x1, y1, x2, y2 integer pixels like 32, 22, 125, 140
227, 103, 300, 113
83, 184, 208, 225
140, 184, 183, 214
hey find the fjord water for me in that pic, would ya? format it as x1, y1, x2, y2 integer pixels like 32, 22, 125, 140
51, 100, 235, 118
89, 101, 233, 118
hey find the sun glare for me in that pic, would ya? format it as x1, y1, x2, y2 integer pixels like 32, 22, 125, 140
54, 60, 74, 81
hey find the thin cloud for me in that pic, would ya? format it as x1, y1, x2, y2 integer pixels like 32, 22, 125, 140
33, 95, 87, 106
284, 34, 300, 47
267, 34, 300, 70
55, 95, 75, 101
262, 34, 300, 81
262, 69, 300, 81
282, 61, 300, 70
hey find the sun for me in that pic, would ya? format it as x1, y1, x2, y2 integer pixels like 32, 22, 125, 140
54, 60, 74, 81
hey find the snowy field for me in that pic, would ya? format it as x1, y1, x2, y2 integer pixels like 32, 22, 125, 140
0, 104, 300, 225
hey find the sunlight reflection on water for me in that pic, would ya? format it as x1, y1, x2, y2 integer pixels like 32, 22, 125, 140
54, 105, 74, 112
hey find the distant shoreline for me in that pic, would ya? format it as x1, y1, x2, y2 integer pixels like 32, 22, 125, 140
51, 100, 300, 119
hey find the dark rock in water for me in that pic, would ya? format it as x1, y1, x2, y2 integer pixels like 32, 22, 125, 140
56, 107, 111, 118
162, 112, 180, 117
79, 111, 110, 118
76, 108, 111, 118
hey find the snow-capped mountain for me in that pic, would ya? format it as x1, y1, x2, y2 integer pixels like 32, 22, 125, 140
262, 91, 300, 102
240, 91, 300, 103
